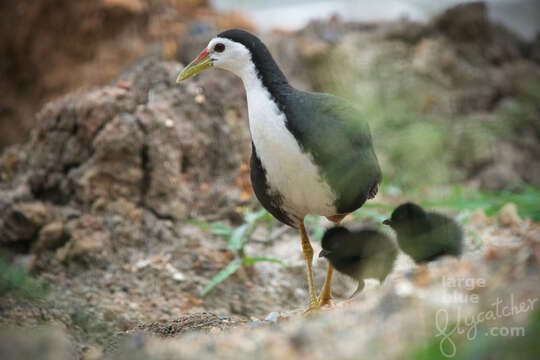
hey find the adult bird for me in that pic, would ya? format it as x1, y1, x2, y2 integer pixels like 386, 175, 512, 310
176, 29, 381, 311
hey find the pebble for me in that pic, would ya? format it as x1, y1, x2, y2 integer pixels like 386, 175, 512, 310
195, 94, 206, 104
498, 203, 522, 227
246, 321, 266, 328
35, 221, 65, 250
264, 312, 280, 323
469, 209, 490, 225
172, 272, 186, 282
394, 281, 414, 297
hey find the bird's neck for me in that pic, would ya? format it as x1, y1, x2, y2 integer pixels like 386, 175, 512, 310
237, 61, 287, 146
235, 56, 291, 109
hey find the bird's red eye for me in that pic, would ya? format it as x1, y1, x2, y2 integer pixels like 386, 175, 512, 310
214, 43, 225, 53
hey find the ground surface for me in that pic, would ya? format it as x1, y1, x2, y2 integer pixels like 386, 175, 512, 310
1, 2, 539, 359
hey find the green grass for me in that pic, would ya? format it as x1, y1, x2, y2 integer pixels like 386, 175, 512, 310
420, 185, 540, 220
0, 256, 47, 301
352, 185, 540, 221
188, 184, 539, 297
192, 207, 286, 297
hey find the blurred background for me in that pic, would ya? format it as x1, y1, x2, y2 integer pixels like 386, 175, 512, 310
0, 1, 539, 359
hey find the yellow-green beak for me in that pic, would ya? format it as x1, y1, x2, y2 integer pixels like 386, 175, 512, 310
176, 48, 213, 83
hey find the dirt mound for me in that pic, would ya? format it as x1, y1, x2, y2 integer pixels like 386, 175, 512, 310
0, 0, 150, 149
0, 55, 250, 247
0, 0, 217, 150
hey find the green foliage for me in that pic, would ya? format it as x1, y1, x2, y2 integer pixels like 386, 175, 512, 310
354, 185, 540, 222
421, 185, 540, 220
200, 260, 241, 297
408, 308, 540, 360
197, 184, 538, 297
200, 207, 285, 297
0, 256, 47, 300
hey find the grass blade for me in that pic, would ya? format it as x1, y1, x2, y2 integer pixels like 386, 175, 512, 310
200, 260, 241, 297
227, 224, 248, 251
210, 222, 233, 236
242, 257, 286, 267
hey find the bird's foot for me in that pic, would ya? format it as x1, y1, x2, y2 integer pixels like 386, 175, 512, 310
317, 295, 333, 308
302, 300, 320, 317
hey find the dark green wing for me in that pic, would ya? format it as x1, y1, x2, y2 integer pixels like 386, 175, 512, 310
283, 90, 382, 213
428, 214, 464, 256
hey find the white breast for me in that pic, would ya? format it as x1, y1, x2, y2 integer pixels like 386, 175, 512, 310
240, 68, 337, 222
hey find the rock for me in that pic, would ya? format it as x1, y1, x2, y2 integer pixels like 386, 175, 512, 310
13, 254, 37, 272
383, 19, 426, 44
412, 37, 459, 86
0, 201, 49, 244
0, 0, 150, 150
475, 142, 530, 191
469, 209, 491, 226
102, 0, 147, 13
81, 345, 103, 360
264, 311, 280, 323
74, 112, 145, 205
0, 55, 250, 225
498, 203, 522, 227
57, 225, 109, 263
0, 326, 73, 360
432, 2, 492, 44
34, 221, 67, 251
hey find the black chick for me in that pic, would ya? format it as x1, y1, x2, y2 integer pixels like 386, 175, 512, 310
383, 202, 463, 263
319, 226, 397, 297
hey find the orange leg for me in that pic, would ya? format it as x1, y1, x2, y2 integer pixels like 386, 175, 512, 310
318, 218, 344, 306
299, 222, 319, 313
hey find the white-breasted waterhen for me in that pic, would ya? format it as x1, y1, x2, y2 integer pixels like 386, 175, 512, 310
177, 29, 381, 312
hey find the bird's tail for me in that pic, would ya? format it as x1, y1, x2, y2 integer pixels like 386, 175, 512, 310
368, 182, 379, 199
350, 280, 365, 298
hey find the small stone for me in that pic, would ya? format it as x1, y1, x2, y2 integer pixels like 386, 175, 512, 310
82, 345, 103, 360
56, 231, 108, 262
172, 272, 185, 282
469, 209, 490, 225
134, 259, 150, 269
498, 203, 522, 227
395, 281, 414, 297
246, 321, 266, 328
35, 221, 66, 250
0, 201, 49, 243
13, 254, 36, 272
194, 94, 206, 104
264, 311, 280, 323
16, 202, 48, 226
116, 80, 132, 90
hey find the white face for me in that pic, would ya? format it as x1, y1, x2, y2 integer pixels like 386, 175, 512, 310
207, 37, 252, 76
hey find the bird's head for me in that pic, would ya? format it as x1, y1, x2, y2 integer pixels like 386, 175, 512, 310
319, 226, 351, 258
383, 202, 426, 230
176, 29, 273, 83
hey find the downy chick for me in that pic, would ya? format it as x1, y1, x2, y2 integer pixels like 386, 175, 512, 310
383, 202, 463, 263
319, 226, 397, 297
